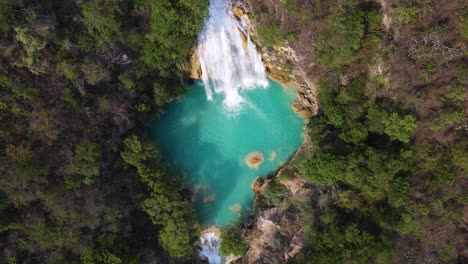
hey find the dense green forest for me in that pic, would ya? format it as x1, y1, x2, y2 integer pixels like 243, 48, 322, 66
0, 0, 208, 263
248, 0, 467, 263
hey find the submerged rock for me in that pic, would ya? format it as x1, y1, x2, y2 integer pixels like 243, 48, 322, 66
245, 152, 264, 168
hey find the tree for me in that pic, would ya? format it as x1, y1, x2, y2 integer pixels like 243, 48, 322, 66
66, 141, 102, 188
120, 135, 200, 257
14, 27, 47, 74
293, 224, 392, 264
219, 225, 248, 256
301, 153, 346, 184
383, 113, 417, 143
79, 0, 122, 48
317, 7, 366, 67
137, 0, 209, 77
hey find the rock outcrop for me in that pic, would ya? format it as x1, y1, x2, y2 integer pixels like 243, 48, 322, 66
243, 179, 315, 263
189, 48, 202, 80
242, 134, 318, 263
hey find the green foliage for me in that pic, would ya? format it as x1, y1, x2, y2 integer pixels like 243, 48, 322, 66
14, 27, 47, 74
121, 135, 157, 170
393, 0, 432, 24
0, 0, 13, 34
457, 8, 468, 39
0, 143, 48, 205
261, 179, 290, 207
339, 120, 368, 144
138, 0, 209, 77
429, 108, 464, 132
81, 59, 111, 85
80, 235, 138, 264
121, 135, 200, 257
153, 81, 173, 106
317, 7, 365, 67
318, 82, 344, 127
383, 113, 417, 143
0, 0, 210, 262
441, 85, 465, 104
450, 140, 468, 171
366, 105, 389, 134
66, 141, 102, 188
30, 222, 64, 250
300, 153, 345, 184
79, 0, 122, 48
257, 23, 283, 47
293, 224, 393, 264
219, 225, 248, 256
282, 0, 300, 15
429, 85, 466, 131
158, 220, 199, 257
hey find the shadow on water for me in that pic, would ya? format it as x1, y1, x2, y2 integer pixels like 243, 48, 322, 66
149, 92, 245, 226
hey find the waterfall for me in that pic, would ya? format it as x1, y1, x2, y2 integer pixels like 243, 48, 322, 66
197, 0, 268, 112
199, 232, 222, 264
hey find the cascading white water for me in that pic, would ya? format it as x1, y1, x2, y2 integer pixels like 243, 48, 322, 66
199, 232, 222, 264
198, 0, 268, 112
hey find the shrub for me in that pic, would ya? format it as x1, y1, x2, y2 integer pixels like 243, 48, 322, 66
429, 108, 464, 132
383, 113, 417, 143
317, 8, 365, 67
219, 225, 248, 256
293, 224, 393, 264
393, 0, 432, 25
457, 8, 468, 39
66, 141, 102, 188
257, 23, 283, 47
261, 179, 290, 207
300, 153, 346, 184
79, 0, 122, 48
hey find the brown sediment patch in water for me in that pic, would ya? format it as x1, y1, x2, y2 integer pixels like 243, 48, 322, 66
245, 152, 264, 168
203, 194, 215, 204
269, 151, 277, 161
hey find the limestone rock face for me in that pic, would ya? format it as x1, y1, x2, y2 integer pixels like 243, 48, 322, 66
291, 102, 303, 113
232, 5, 245, 20
189, 49, 202, 80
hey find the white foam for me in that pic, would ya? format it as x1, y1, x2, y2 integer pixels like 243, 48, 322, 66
199, 232, 222, 264
198, 0, 268, 113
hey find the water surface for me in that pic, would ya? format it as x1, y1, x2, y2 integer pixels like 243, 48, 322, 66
149, 79, 304, 226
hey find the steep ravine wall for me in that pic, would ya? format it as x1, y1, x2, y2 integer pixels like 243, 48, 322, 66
232, 1, 321, 263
